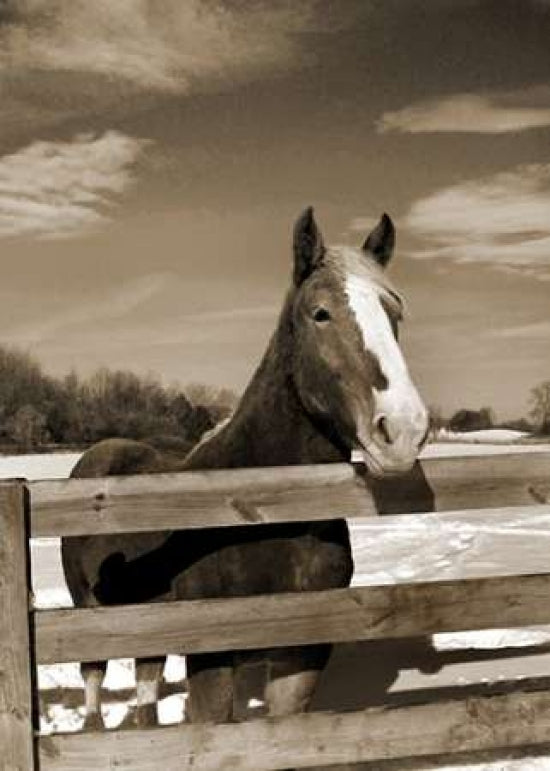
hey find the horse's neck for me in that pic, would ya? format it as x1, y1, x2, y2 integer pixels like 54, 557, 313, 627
182, 297, 347, 471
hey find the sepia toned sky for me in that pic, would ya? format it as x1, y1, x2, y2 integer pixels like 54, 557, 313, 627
0, 0, 549, 419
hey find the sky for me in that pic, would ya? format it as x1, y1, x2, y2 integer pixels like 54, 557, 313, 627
0, 0, 549, 419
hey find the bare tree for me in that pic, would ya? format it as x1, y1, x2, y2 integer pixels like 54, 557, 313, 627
7, 404, 49, 450
529, 380, 550, 434
449, 407, 493, 433
184, 382, 239, 421
428, 405, 446, 432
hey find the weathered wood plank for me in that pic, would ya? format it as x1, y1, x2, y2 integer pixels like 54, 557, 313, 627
357, 744, 550, 771
37, 689, 550, 770
29, 463, 370, 537
28, 451, 550, 537
34, 572, 550, 664
0, 482, 35, 770
369, 451, 550, 515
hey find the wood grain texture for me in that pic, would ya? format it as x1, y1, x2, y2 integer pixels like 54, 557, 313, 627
29, 463, 370, 537
38, 689, 550, 770
34, 572, 550, 665
0, 482, 35, 771
28, 451, 550, 537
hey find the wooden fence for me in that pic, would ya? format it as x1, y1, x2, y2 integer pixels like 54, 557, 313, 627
2, 449, 550, 769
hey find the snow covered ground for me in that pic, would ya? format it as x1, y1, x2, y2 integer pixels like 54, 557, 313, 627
3, 441, 550, 769
0, 450, 81, 480
435, 428, 530, 444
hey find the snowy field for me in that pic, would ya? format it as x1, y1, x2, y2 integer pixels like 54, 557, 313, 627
433, 428, 530, 445
3, 436, 550, 769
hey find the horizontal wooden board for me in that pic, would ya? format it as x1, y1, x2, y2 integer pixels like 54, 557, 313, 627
37, 688, 550, 770
373, 451, 550, 515
28, 451, 550, 537
34, 572, 550, 664
29, 463, 370, 537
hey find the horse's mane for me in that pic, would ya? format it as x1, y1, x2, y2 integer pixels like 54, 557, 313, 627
327, 246, 406, 319
183, 414, 234, 462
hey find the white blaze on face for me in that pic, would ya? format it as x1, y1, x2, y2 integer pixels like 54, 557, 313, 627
344, 273, 425, 439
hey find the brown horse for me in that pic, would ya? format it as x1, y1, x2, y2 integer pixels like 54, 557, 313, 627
61, 207, 428, 729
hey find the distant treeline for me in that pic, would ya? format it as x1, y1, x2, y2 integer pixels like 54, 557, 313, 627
429, 380, 550, 436
0, 345, 239, 453
1, 343, 549, 453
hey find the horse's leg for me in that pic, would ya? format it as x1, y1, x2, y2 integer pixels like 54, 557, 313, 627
264, 644, 330, 717
186, 652, 234, 723
232, 651, 266, 720
134, 656, 165, 727
81, 660, 107, 731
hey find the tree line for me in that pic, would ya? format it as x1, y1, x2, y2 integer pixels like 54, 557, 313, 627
0, 345, 238, 453
430, 380, 550, 436
1, 343, 549, 452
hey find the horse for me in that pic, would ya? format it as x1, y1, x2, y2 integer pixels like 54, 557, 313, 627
61, 207, 429, 730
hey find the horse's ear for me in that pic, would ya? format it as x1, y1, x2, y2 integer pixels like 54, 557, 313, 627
293, 206, 325, 286
362, 213, 395, 268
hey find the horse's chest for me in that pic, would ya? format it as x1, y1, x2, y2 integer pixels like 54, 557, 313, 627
172, 521, 353, 600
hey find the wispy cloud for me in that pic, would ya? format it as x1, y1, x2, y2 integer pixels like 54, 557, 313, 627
347, 215, 380, 234
5, 272, 171, 344
80, 304, 281, 349
179, 305, 278, 326
0, 1, 333, 94
0, 131, 149, 239
377, 88, 550, 134
487, 320, 550, 340
403, 164, 550, 280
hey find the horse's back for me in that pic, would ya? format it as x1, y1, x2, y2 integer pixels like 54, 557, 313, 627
70, 437, 163, 479
62, 438, 171, 607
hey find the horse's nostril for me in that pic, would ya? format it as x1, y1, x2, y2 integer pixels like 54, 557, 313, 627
375, 415, 393, 445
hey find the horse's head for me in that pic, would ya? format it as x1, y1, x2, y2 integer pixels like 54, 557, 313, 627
290, 207, 428, 478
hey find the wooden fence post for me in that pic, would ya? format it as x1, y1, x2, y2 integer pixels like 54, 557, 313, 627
0, 481, 35, 771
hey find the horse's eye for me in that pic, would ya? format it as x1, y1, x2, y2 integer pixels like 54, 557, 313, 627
313, 307, 331, 323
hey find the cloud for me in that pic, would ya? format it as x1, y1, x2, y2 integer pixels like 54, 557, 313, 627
74, 304, 280, 349
179, 305, 278, 325
403, 164, 550, 280
4, 270, 279, 346
0, 0, 335, 94
0, 131, 149, 239
5, 272, 172, 344
377, 89, 550, 134
487, 320, 550, 340
347, 215, 380, 234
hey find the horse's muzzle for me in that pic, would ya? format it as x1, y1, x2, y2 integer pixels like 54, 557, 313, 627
354, 407, 429, 478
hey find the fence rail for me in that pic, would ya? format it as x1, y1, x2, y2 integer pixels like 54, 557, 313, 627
34, 573, 550, 665
2, 449, 550, 769
28, 451, 550, 536
36, 690, 550, 771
